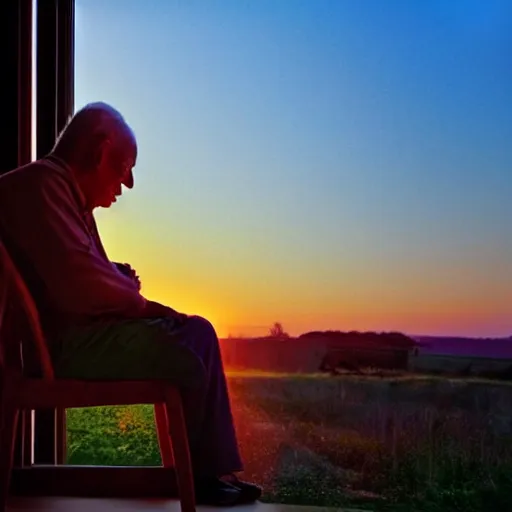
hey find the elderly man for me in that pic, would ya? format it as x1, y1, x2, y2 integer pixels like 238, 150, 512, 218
0, 102, 261, 506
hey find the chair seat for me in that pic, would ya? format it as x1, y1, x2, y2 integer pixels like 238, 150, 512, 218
6, 377, 180, 410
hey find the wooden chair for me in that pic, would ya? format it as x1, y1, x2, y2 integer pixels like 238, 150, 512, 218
0, 240, 196, 512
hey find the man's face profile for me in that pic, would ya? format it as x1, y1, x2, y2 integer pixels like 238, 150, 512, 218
90, 139, 136, 209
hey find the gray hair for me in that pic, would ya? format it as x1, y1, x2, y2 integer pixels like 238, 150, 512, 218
52, 102, 136, 162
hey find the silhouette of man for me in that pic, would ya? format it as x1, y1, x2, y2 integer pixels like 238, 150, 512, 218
0, 102, 261, 506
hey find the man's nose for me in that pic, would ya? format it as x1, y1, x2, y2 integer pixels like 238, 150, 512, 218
122, 169, 134, 189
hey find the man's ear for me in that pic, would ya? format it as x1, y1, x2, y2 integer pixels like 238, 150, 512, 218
86, 134, 111, 171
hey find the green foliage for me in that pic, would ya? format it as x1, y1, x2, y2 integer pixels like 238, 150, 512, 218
66, 405, 161, 466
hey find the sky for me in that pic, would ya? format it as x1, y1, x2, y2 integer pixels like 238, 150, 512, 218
74, 0, 511, 338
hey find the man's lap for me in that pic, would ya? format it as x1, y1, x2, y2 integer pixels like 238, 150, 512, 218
50, 316, 207, 388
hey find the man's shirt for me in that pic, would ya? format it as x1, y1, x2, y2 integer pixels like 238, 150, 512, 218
0, 155, 146, 338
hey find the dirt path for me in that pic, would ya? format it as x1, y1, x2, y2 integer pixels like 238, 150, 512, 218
229, 383, 295, 487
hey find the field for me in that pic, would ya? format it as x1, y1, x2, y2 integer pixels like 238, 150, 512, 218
66, 373, 512, 512
411, 353, 512, 377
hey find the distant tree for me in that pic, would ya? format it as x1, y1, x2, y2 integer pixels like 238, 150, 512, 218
269, 322, 289, 338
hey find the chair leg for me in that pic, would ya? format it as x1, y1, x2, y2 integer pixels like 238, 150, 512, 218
165, 388, 196, 512
154, 403, 174, 467
19, 410, 32, 466
55, 408, 67, 464
0, 404, 20, 512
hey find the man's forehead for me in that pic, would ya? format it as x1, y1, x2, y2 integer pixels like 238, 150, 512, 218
113, 121, 137, 159
125, 155, 136, 168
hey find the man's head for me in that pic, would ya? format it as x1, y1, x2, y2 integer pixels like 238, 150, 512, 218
52, 102, 137, 209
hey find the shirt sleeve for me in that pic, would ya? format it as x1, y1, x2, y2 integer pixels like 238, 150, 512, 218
1, 168, 146, 317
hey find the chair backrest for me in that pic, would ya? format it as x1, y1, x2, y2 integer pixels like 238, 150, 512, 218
0, 239, 54, 380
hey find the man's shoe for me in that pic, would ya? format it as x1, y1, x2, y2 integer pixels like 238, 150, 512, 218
220, 474, 263, 503
194, 477, 241, 507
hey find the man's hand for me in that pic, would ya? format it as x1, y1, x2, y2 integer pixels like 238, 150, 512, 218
113, 264, 187, 325
114, 262, 141, 290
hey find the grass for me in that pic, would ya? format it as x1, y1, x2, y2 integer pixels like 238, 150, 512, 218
66, 374, 512, 511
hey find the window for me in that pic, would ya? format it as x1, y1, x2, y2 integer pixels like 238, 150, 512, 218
9, 1, 512, 508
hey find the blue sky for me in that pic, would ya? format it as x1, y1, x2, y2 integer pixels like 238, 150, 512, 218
74, 0, 511, 337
